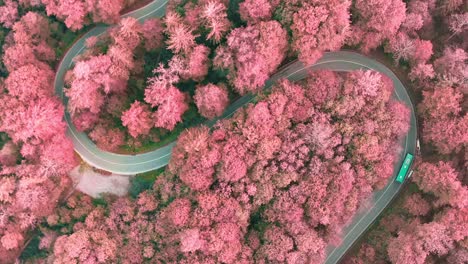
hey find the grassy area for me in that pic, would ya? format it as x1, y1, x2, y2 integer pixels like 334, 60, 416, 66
19, 233, 48, 262
129, 167, 165, 198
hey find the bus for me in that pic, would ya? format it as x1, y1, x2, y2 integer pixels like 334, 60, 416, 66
396, 153, 414, 183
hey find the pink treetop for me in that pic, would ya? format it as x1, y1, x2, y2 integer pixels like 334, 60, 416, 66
418, 86, 462, 120
144, 59, 189, 131
386, 33, 415, 64
163, 11, 184, 32
3, 12, 55, 72
239, 0, 279, 24
152, 86, 188, 131
434, 48, 467, 87
180, 228, 204, 253
418, 223, 456, 256
72, 111, 99, 132
0, 96, 66, 144
142, 18, 164, 51
194, 83, 229, 119
219, 20, 287, 94
5, 64, 54, 102
411, 39, 433, 64
412, 162, 467, 208
409, 63, 435, 83
350, 0, 406, 52
121, 101, 153, 138
12, 12, 51, 46
401, 13, 424, 33
258, 226, 294, 262
305, 70, 341, 106
0, 142, 18, 167
89, 124, 125, 152
168, 198, 191, 227
53, 230, 117, 263
66, 79, 105, 115
403, 193, 431, 216
388, 100, 411, 137
200, 1, 231, 42
0, 0, 18, 28
440, 0, 464, 15
169, 126, 220, 190
408, 0, 434, 26
218, 134, 249, 182
2, 44, 41, 73
42, 0, 123, 31
38, 133, 77, 175
144, 58, 185, 107
166, 23, 197, 54
183, 45, 210, 81
387, 231, 427, 264
107, 45, 135, 83
42, 0, 88, 31
91, 0, 124, 25
421, 115, 467, 155
290, 0, 351, 64
448, 13, 468, 37
111, 17, 143, 51
1, 232, 23, 250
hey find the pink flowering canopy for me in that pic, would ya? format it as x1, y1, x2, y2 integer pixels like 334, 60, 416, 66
194, 83, 229, 119
215, 20, 288, 94
2, 0, 466, 262
121, 101, 153, 138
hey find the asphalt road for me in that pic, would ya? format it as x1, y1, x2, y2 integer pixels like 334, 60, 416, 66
54, 0, 417, 263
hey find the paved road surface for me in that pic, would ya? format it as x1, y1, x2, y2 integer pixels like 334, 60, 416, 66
54, 0, 417, 263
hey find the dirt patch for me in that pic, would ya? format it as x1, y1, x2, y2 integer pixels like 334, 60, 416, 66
69, 165, 133, 198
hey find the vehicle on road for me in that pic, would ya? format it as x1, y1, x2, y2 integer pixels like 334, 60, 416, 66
396, 153, 414, 183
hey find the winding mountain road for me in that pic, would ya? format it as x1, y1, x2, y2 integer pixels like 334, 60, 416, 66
54, 0, 417, 263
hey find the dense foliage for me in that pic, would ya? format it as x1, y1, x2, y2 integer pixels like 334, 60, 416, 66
344, 0, 467, 263
0, 0, 466, 263
33, 70, 408, 263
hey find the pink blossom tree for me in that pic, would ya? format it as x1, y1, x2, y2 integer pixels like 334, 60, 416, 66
0, 96, 66, 144
89, 124, 125, 152
41, 0, 124, 31
448, 13, 468, 38
0, 142, 18, 166
194, 83, 229, 119
239, 0, 279, 23
5, 64, 54, 101
152, 86, 188, 131
412, 162, 467, 208
165, 21, 197, 54
433, 47, 467, 87
418, 86, 466, 154
200, 1, 231, 42
111, 17, 143, 51
3, 12, 55, 72
0, 0, 18, 28
214, 20, 287, 94
409, 63, 435, 83
142, 18, 164, 51
53, 230, 117, 263
349, 0, 406, 52
182, 45, 210, 81
121, 101, 153, 138
169, 126, 220, 190
290, 0, 351, 64
144, 60, 189, 131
